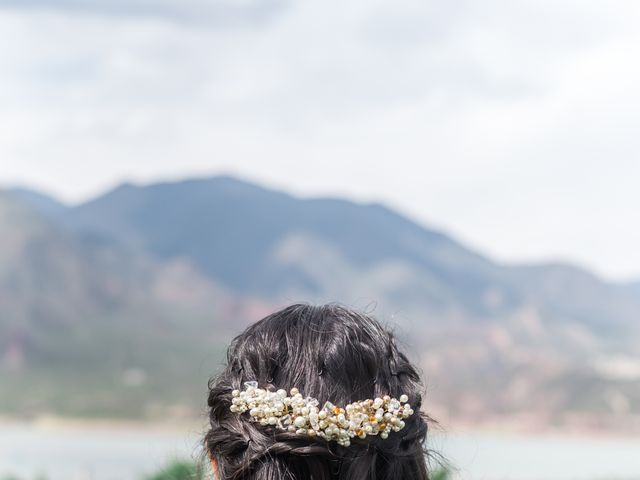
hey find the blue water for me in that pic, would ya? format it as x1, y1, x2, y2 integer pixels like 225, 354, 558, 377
432, 430, 640, 479
1, 425, 640, 480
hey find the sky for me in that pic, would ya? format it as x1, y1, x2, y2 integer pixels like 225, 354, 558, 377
1, 0, 640, 281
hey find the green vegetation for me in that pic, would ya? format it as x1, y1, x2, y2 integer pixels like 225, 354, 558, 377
430, 467, 452, 480
0, 322, 228, 419
0, 460, 205, 480
144, 460, 204, 480
2, 460, 451, 480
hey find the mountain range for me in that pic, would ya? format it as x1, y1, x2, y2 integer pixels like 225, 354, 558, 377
2, 176, 640, 430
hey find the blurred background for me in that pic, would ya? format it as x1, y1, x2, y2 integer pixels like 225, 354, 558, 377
2, 1, 640, 479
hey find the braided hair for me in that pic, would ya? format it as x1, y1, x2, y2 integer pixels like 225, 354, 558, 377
205, 303, 431, 479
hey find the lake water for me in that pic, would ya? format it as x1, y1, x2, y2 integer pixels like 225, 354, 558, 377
1, 425, 640, 480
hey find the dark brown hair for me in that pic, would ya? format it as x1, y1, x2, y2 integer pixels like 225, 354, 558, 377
205, 303, 430, 479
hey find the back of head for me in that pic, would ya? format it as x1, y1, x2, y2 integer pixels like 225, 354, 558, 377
206, 303, 430, 480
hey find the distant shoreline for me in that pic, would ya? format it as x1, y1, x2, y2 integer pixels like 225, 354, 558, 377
3, 413, 640, 439
430, 409, 640, 439
0, 415, 205, 434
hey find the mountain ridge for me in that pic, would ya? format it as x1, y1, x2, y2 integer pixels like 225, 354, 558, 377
3, 175, 640, 427
0, 190, 264, 418
9, 175, 640, 332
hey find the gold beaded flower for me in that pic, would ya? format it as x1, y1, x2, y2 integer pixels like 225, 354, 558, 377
230, 381, 414, 447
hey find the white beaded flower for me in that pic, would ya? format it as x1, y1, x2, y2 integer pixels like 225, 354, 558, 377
230, 381, 414, 447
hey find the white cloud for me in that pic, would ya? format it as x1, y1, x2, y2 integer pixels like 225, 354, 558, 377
0, 0, 640, 279
0, 0, 286, 26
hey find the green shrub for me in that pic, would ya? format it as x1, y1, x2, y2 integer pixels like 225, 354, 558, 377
144, 459, 203, 480
430, 466, 451, 480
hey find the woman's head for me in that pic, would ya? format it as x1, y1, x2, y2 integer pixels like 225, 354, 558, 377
206, 303, 430, 479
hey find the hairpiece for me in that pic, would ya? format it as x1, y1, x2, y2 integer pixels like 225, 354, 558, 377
230, 381, 414, 447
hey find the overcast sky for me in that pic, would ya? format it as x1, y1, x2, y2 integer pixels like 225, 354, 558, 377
1, 0, 640, 280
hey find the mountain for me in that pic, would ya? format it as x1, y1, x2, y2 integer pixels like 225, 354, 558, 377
625, 280, 640, 296
8, 187, 68, 219
59, 177, 505, 315
55, 176, 640, 334
5, 175, 640, 429
0, 191, 263, 418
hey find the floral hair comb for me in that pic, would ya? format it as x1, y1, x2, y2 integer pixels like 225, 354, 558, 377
230, 381, 414, 447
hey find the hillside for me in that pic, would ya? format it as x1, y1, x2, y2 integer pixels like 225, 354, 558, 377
4, 176, 640, 429
58, 177, 501, 316
0, 192, 263, 418
55, 177, 640, 334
